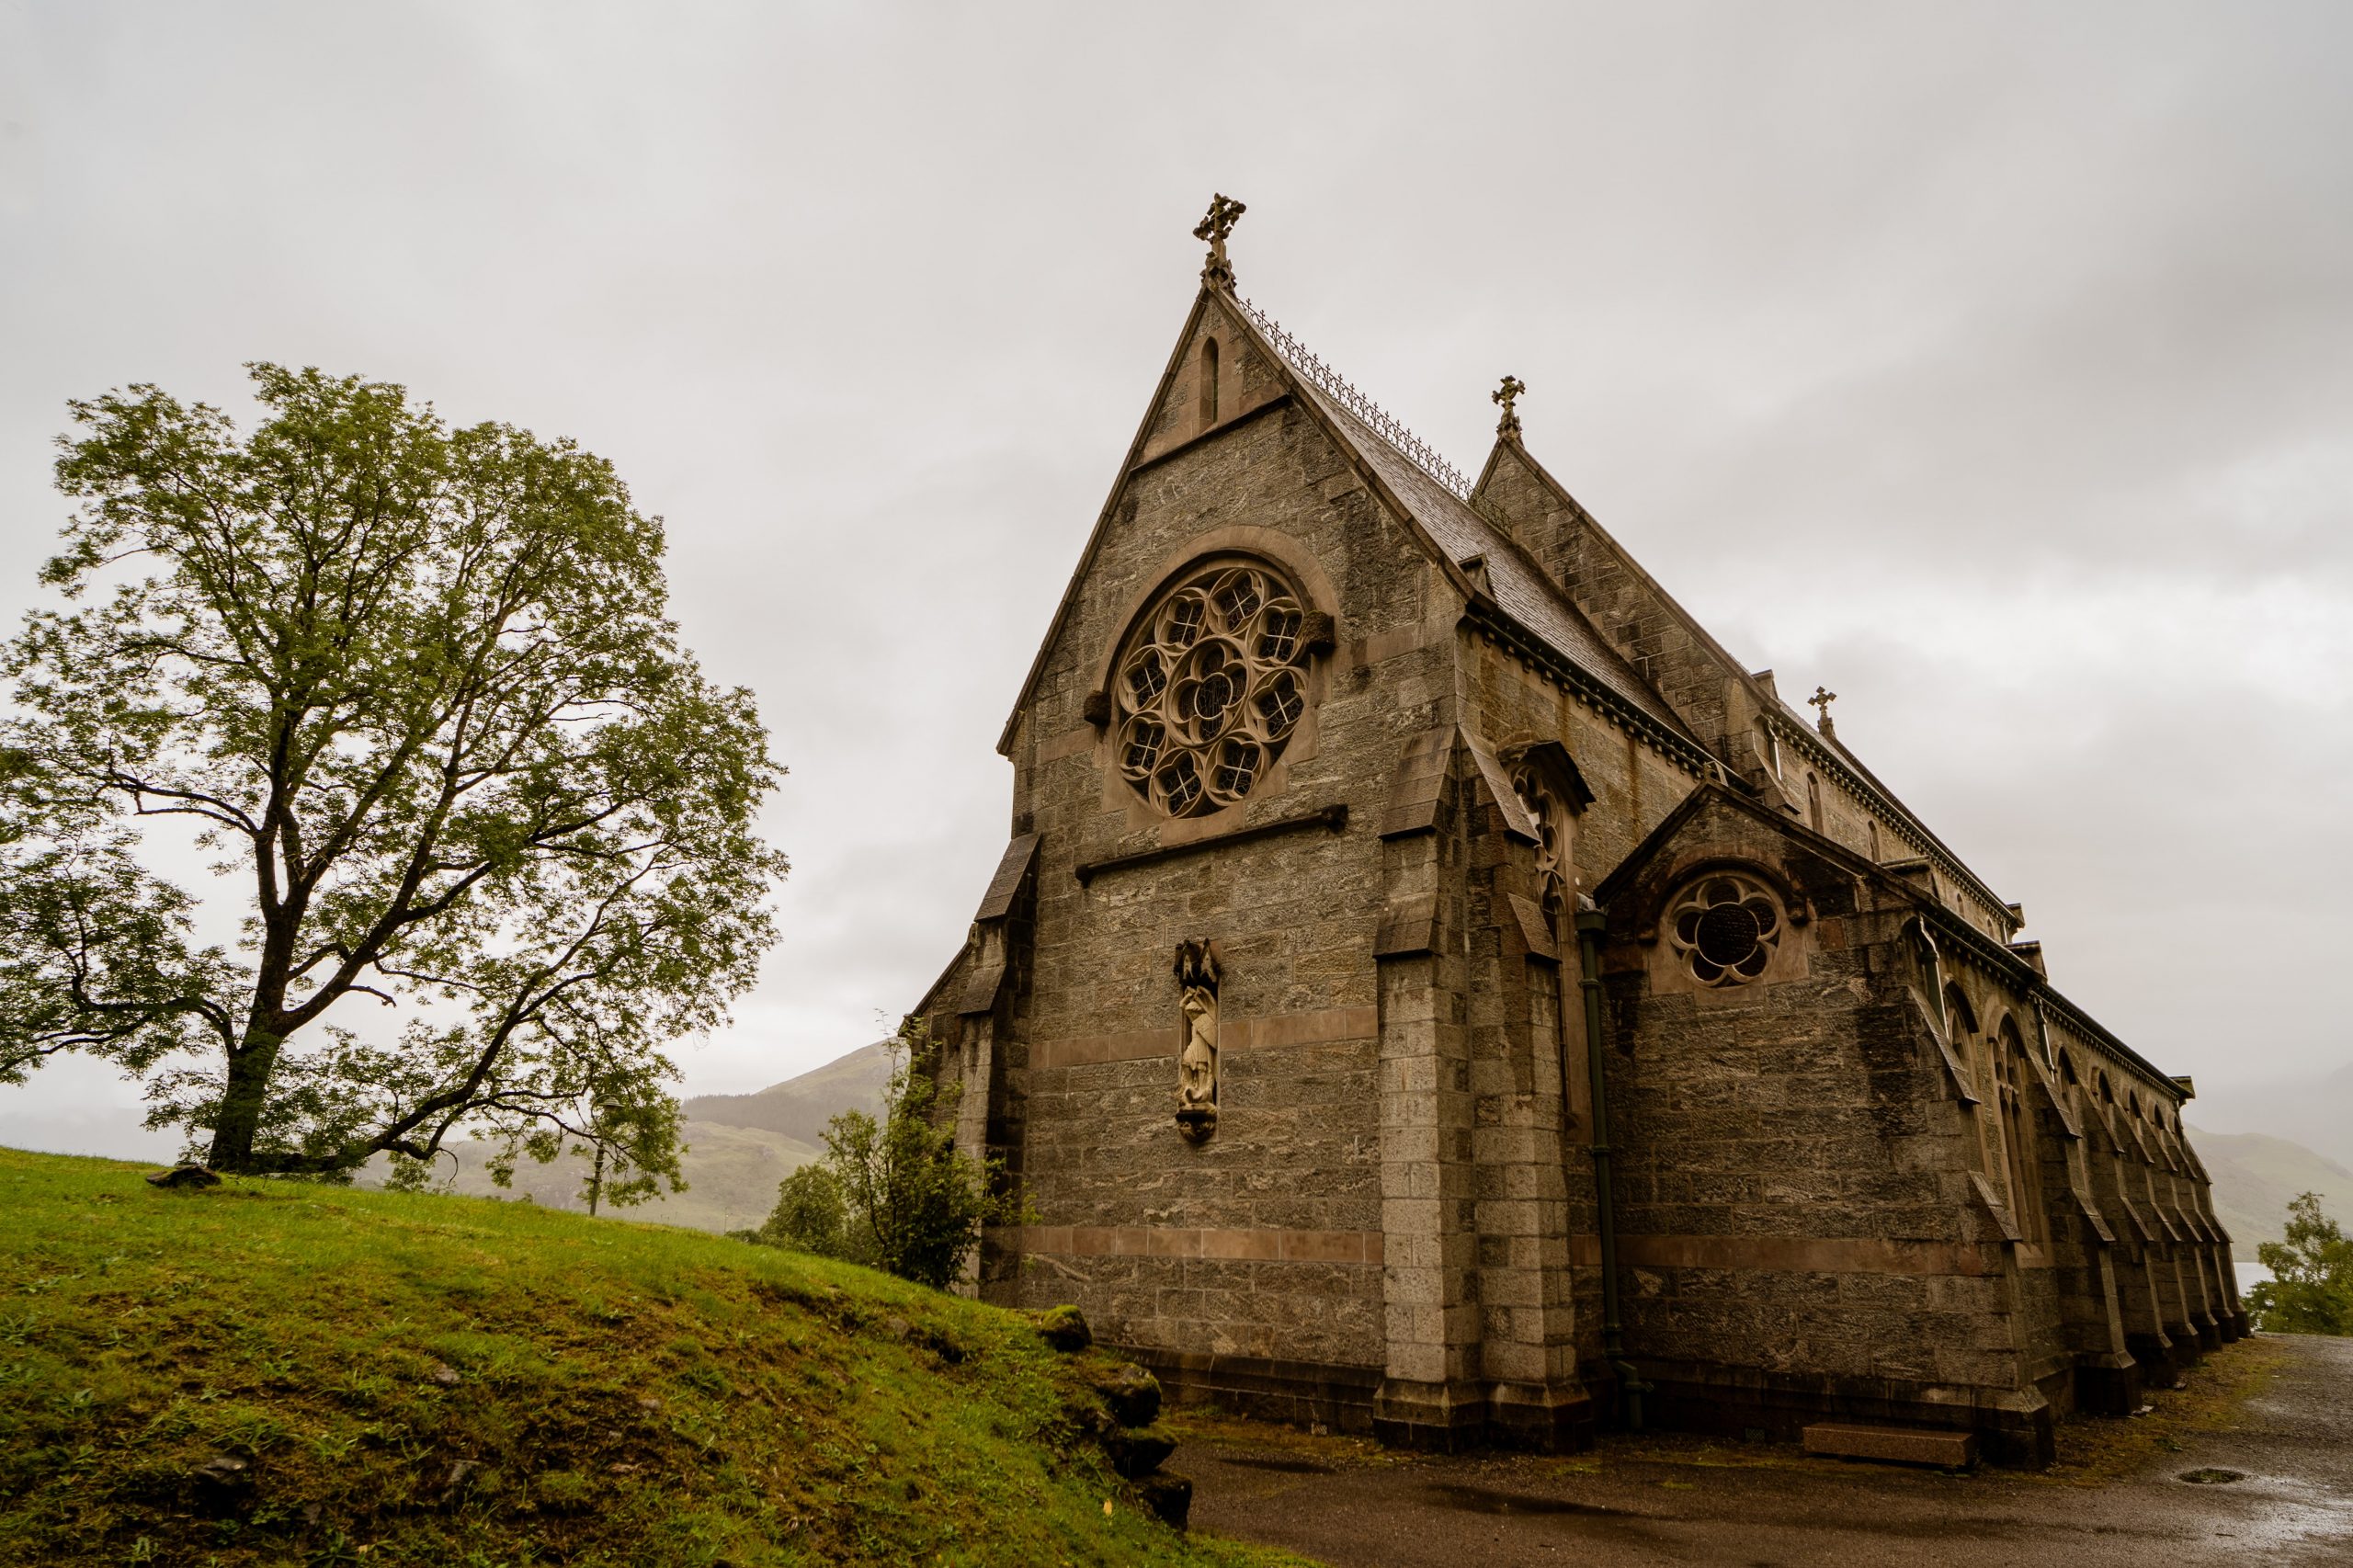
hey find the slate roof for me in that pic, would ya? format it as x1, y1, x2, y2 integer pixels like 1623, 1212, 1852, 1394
1287, 379, 1701, 748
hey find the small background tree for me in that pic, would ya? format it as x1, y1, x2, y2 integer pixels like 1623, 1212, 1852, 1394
2245, 1191, 2353, 1335
757, 1021, 1023, 1288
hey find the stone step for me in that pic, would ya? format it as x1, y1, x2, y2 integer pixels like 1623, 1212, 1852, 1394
1802, 1422, 1978, 1469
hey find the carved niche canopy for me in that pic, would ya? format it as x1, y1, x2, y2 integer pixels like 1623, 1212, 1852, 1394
1113, 560, 1314, 819
1173, 938, 1221, 1142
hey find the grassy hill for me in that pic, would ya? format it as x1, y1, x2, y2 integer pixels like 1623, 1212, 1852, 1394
2191, 1125, 2353, 1260
0, 1148, 1296, 1567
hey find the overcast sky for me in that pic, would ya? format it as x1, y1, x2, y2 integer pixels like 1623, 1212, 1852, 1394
2, 1, 2347, 1158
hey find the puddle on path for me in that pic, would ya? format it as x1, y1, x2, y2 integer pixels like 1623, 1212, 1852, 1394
1422, 1481, 1637, 1517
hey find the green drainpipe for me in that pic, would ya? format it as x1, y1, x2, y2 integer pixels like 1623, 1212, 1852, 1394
1577, 903, 1650, 1431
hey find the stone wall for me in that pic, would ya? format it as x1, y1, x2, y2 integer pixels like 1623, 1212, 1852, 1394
918, 283, 2239, 1461
932, 294, 1470, 1425
1588, 785, 2241, 1461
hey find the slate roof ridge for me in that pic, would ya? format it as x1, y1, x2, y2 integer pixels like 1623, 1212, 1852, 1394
1229, 293, 1476, 499
1475, 436, 1766, 721
1325, 398, 1699, 747
1764, 691, 2015, 929
1485, 435, 2015, 926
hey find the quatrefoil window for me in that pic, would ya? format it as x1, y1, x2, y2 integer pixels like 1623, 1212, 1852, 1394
1666, 873, 1782, 986
1115, 562, 1312, 817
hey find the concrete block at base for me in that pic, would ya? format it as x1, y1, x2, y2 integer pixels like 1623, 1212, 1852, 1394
1802, 1423, 1978, 1470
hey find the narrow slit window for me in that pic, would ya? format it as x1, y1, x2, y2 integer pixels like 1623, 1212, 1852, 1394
1199, 337, 1221, 426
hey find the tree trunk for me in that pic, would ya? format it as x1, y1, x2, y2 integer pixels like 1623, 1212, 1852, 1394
588, 1143, 605, 1217
208, 1029, 283, 1170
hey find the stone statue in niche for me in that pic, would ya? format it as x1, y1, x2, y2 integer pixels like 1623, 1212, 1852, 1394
1174, 938, 1220, 1141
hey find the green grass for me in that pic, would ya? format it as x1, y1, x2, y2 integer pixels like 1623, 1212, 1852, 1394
0, 1148, 1305, 1568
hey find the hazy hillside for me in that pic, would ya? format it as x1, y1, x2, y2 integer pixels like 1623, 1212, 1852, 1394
2192, 1126, 2353, 1260
366, 1042, 895, 1233
684, 1039, 896, 1146
2188, 1062, 2353, 1170
383, 1119, 824, 1233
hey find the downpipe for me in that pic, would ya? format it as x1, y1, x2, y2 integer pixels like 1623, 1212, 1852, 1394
1577, 903, 1651, 1432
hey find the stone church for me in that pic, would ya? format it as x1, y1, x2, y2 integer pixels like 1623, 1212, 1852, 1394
915, 199, 2242, 1463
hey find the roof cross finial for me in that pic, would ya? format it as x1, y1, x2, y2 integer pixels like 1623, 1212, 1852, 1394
1492, 374, 1527, 439
1194, 194, 1246, 290
1808, 685, 1837, 737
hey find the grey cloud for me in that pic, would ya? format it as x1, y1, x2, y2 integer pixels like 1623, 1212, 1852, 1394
2, 1, 2346, 1155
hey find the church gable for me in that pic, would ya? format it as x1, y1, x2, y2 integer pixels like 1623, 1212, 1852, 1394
926, 205, 2243, 1458
995, 287, 1476, 853
1474, 437, 1768, 773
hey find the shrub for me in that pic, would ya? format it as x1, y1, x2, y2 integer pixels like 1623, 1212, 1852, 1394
756, 1022, 1026, 1289
2245, 1191, 2353, 1335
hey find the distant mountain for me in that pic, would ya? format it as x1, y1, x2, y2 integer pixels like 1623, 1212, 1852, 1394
2188, 1062, 2353, 1171
359, 1043, 894, 1233
373, 1119, 821, 1233
682, 1040, 897, 1147
2191, 1126, 2353, 1261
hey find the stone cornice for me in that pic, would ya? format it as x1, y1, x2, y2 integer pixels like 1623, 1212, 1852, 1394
1461, 598, 1719, 778
1911, 890, 2181, 1105
1762, 710, 2013, 933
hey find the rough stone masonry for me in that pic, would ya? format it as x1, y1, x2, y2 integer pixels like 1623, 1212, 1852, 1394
914, 201, 2243, 1466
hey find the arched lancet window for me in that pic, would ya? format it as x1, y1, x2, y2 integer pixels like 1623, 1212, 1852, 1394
1199, 336, 1221, 427
1945, 983, 2002, 1195
1113, 557, 1312, 818
1995, 1017, 2045, 1241
1806, 773, 1824, 833
1867, 820, 1881, 861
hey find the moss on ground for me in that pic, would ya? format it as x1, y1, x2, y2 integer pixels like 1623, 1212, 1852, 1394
0, 1148, 1307, 1567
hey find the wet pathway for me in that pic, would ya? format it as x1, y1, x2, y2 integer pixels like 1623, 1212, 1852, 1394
1183, 1335, 2353, 1566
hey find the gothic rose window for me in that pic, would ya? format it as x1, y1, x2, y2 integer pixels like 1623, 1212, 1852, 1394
1665, 872, 1782, 986
1115, 562, 1312, 817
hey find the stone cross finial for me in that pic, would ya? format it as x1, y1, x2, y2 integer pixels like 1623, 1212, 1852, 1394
1492, 375, 1527, 439
1808, 685, 1837, 737
1194, 194, 1246, 290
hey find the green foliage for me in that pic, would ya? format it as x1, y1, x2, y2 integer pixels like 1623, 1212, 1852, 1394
0, 1147, 1298, 1566
2245, 1191, 2353, 1335
760, 1026, 1027, 1290
762, 1161, 862, 1263
0, 365, 788, 1177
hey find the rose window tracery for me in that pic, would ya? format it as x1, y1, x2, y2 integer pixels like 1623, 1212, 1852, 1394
1665, 872, 1782, 986
1114, 562, 1313, 817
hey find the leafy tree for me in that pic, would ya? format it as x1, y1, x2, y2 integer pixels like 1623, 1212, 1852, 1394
458, 1076, 683, 1216
756, 1025, 1023, 1288
0, 750, 233, 1088
2245, 1191, 2353, 1335
1, 365, 787, 1179
759, 1161, 862, 1263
